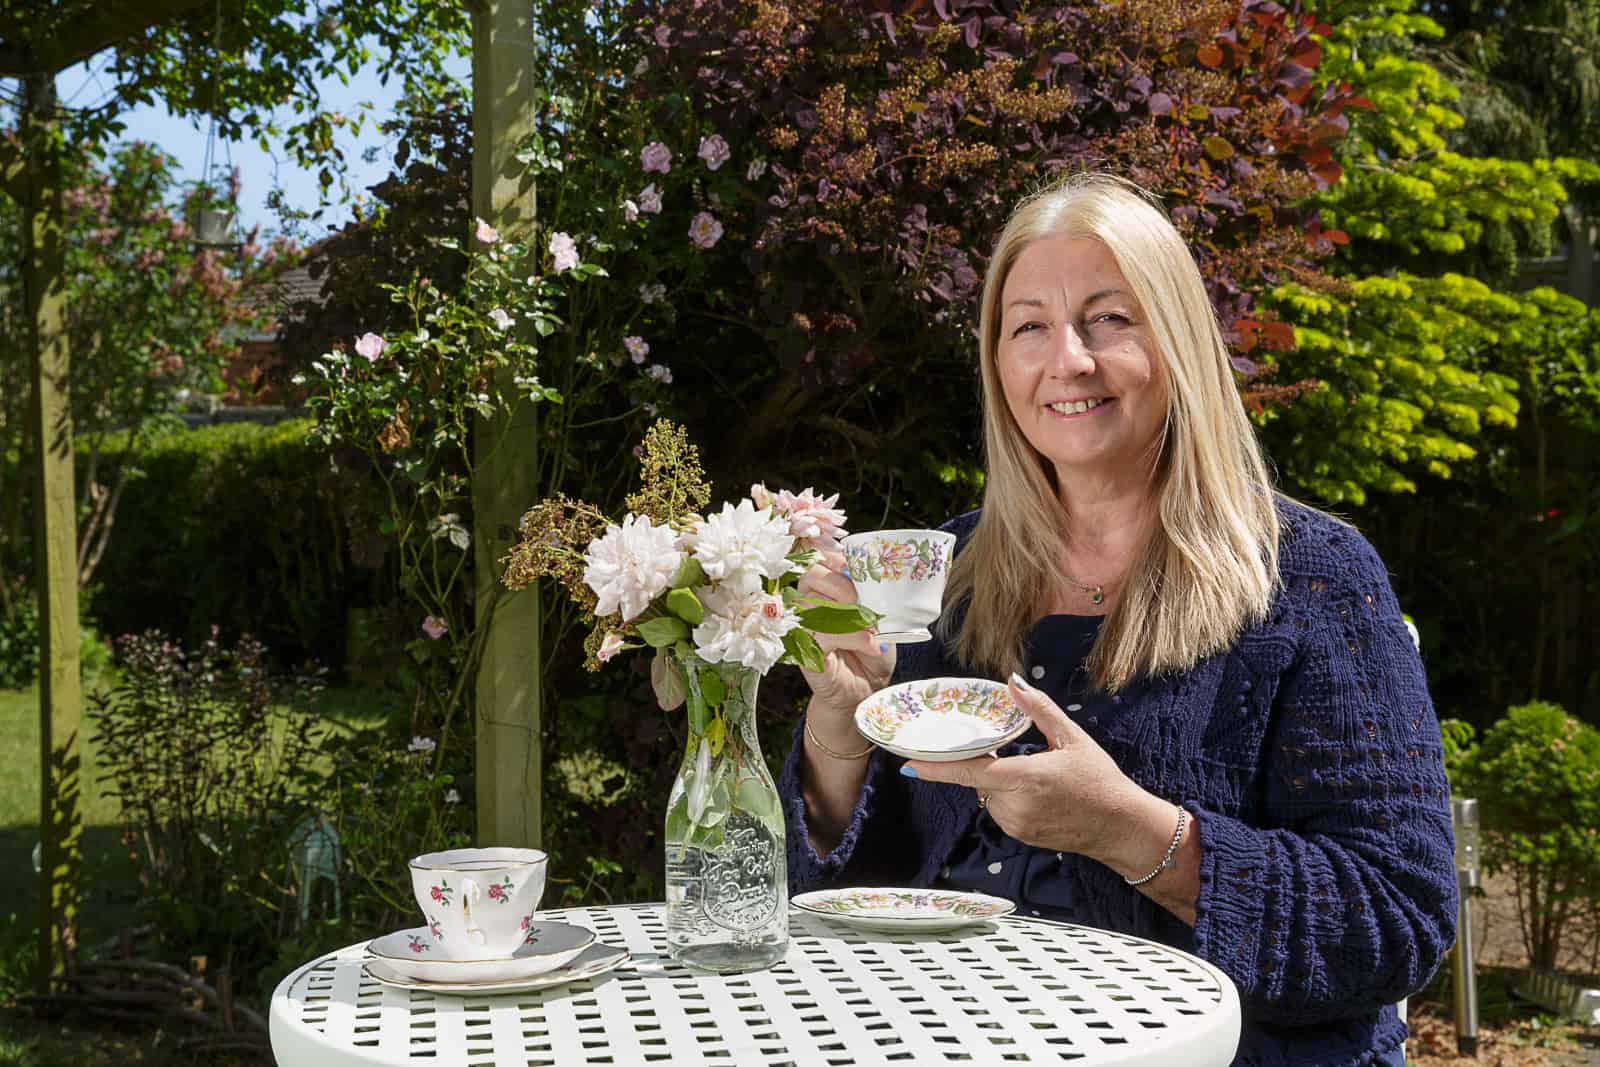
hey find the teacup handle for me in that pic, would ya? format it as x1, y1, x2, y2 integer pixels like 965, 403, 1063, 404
460, 876, 486, 945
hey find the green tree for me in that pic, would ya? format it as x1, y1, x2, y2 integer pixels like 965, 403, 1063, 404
1, 0, 467, 992
1251, 0, 1600, 725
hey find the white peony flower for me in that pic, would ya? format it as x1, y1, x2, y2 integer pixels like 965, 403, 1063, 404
692, 586, 800, 674
488, 307, 514, 331
681, 499, 795, 597
582, 514, 682, 622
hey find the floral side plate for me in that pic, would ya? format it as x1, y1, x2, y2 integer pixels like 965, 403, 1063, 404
366, 921, 595, 984
854, 676, 1028, 761
793, 888, 1016, 933
363, 942, 629, 995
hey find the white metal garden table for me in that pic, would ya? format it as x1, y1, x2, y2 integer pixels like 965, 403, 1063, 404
269, 902, 1241, 1066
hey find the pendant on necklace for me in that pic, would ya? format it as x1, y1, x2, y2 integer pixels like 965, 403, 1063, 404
1090, 588, 1104, 605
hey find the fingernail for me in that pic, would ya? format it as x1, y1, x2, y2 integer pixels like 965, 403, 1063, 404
1009, 671, 1033, 693
899, 764, 919, 779
878, 642, 889, 654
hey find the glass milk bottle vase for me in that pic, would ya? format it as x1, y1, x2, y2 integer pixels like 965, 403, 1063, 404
663, 650, 788, 972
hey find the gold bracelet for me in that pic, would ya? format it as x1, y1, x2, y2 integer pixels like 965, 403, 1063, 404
805, 718, 875, 760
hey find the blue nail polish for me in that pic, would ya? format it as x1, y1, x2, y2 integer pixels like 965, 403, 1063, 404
878, 642, 890, 654
899, 765, 919, 779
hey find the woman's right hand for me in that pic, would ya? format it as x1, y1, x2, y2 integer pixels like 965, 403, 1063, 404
797, 549, 895, 724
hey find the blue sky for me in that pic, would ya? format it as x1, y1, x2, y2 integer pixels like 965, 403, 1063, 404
55, 49, 472, 241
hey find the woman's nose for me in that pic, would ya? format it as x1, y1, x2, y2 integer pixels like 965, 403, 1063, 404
1047, 323, 1096, 377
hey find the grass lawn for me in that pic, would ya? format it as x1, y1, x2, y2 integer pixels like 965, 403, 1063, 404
0, 678, 392, 1059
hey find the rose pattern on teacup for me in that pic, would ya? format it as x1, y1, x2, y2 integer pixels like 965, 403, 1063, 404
410, 847, 549, 957
844, 536, 948, 584
407, 933, 431, 954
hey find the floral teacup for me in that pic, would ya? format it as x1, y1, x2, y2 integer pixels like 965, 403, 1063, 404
841, 529, 956, 643
409, 847, 548, 957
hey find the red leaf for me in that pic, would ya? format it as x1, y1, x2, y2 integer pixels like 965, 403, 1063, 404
1346, 96, 1376, 110
1197, 43, 1223, 68
1301, 143, 1331, 166
1312, 160, 1343, 186
1235, 318, 1261, 354
1325, 229, 1349, 245
1262, 321, 1297, 350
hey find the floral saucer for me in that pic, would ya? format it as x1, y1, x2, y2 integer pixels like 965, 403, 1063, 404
854, 677, 1028, 761
366, 920, 595, 984
363, 942, 629, 995
793, 888, 1016, 933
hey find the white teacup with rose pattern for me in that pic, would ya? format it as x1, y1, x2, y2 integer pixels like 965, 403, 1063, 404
841, 528, 956, 643
410, 847, 548, 957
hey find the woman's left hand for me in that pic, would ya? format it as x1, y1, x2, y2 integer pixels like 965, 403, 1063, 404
901, 674, 1150, 864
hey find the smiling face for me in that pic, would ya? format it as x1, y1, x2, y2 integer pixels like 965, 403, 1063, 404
995, 235, 1169, 488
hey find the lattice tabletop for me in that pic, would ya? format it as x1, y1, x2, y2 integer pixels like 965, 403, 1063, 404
270, 902, 1240, 1066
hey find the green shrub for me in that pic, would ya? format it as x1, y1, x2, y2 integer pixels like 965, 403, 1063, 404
1444, 702, 1600, 970
0, 597, 39, 691
90, 628, 329, 990
86, 419, 373, 671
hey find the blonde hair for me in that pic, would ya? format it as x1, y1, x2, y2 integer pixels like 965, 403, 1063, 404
945, 173, 1280, 690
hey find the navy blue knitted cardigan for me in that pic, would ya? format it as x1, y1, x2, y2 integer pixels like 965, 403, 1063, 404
779, 499, 1458, 1066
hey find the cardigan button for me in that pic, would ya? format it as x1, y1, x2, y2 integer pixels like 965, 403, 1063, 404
1030, 665, 1046, 680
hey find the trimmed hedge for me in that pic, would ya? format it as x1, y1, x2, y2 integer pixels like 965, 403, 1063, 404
87, 419, 367, 670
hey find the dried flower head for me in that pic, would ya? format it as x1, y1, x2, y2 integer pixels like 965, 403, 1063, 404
501, 496, 609, 611
625, 419, 712, 527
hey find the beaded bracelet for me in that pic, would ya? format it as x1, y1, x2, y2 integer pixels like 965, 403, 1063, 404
1125, 806, 1187, 887
805, 719, 875, 760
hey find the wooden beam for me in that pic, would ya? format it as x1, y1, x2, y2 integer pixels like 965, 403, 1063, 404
0, 0, 208, 76
21, 71, 83, 995
470, 0, 542, 850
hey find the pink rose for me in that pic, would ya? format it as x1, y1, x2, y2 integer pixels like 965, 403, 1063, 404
698, 134, 731, 171
422, 616, 448, 640
688, 212, 723, 250
354, 332, 385, 362
638, 184, 663, 214
549, 231, 579, 273
474, 217, 499, 244
624, 336, 650, 364
640, 142, 672, 174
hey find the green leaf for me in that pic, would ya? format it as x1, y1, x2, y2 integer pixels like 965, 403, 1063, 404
796, 600, 880, 634
666, 587, 705, 625
671, 556, 706, 589
698, 667, 726, 708
705, 714, 726, 757
736, 776, 779, 821
635, 616, 690, 647
782, 629, 826, 673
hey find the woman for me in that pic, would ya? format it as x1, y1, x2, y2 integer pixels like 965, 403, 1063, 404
780, 173, 1457, 1067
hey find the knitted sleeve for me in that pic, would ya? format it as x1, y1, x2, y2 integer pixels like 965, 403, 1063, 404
1188, 524, 1458, 1025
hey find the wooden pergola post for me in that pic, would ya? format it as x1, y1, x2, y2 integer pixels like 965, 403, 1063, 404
469, 0, 542, 849
20, 70, 84, 995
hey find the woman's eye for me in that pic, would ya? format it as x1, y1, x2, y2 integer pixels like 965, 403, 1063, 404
1092, 312, 1129, 326
1011, 322, 1042, 337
